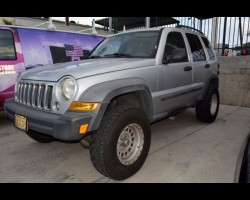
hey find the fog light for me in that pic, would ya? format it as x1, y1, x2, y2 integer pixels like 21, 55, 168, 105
79, 124, 89, 134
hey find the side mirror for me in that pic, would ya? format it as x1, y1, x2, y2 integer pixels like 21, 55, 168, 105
162, 55, 170, 64
163, 48, 187, 64
84, 51, 90, 59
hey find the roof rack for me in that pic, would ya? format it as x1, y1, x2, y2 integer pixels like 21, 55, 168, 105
175, 25, 204, 35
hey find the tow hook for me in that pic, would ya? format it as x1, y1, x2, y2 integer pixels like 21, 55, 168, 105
80, 136, 91, 149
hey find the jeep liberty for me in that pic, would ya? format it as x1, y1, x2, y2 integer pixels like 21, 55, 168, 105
4, 26, 220, 180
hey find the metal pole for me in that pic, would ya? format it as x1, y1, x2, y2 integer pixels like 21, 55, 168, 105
146, 17, 150, 28
239, 17, 243, 49
199, 19, 203, 31
222, 17, 227, 56
211, 17, 218, 49
109, 17, 112, 33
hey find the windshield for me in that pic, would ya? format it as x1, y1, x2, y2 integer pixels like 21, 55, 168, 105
89, 30, 160, 58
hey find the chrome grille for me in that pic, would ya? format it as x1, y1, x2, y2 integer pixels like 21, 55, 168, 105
16, 81, 53, 110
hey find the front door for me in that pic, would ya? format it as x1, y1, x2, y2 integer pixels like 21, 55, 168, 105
156, 31, 193, 118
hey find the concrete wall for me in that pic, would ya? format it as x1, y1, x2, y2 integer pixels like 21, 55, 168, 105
218, 56, 250, 107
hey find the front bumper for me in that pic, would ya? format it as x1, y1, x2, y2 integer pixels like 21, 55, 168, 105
4, 98, 92, 141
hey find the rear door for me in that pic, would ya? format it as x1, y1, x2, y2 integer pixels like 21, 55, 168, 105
200, 36, 218, 83
185, 33, 208, 92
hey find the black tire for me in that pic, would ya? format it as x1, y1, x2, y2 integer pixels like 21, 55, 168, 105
196, 85, 220, 123
247, 141, 250, 183
239, 137, 250, 183
26, 130, 54, 143
89, 105, 151, 180
247, 158, 250, 183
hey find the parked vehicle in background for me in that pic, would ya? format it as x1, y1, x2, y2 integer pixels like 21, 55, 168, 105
0, 25, 105, 109
240, 49, 249, 56
4, 26, 220, 180
235, 132, 250, 183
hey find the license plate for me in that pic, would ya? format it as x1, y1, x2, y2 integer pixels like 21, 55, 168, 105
15, 114, 28, 131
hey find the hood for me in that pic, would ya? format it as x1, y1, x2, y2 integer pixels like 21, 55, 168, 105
20, 58, 155, 82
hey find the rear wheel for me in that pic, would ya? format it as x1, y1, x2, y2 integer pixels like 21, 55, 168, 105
89, 105, 151, 180
26, 130, 54, 143
196, 85, 220, 123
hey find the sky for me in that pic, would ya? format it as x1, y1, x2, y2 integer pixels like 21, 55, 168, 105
52, 17, 106, 26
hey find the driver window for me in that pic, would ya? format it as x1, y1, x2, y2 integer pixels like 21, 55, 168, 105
164, 32, 188, 63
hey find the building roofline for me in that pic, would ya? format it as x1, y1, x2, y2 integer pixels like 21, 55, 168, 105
0, 24, 107, 37
8, 17, 105, 29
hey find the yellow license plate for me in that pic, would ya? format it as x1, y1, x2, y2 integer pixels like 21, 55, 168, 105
15, 114, 27, 131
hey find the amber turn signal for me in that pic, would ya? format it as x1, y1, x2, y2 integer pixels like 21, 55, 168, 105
69, 101, 99, 111
79, 124, 89, 134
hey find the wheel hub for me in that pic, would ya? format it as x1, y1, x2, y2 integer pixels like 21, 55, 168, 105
123, 138, 130, 147
117, 123, 144, 165
210, 93, 218, 115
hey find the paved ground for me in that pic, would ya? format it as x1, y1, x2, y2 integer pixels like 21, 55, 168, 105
0, 104, 250, 183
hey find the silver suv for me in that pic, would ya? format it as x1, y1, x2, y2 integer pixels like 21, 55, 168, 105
4, 26, 220, 180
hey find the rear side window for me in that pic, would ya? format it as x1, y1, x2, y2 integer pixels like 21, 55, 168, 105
186, 33, 206, 61
0, 29, 16, 60
164, 31, 188, 62
201, 37, 215, 60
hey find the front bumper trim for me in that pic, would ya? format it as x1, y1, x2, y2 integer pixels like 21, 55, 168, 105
4, 98, 92, 141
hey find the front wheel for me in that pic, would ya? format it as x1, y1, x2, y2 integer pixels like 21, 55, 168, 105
89, 105, 151, 180
196, 85, 220, 123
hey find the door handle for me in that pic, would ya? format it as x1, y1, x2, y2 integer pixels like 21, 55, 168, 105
184, 66, 192, 71
205, 64, 210, 68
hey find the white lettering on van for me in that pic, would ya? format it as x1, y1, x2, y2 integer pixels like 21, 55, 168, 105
0, 65, 15, 75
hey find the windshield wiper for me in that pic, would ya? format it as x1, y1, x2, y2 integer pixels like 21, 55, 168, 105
103, 53, 132, 58
89, 53, 132, 59
88, 55, 101, 59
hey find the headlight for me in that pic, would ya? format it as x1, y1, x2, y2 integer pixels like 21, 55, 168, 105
58, 77, 76, 101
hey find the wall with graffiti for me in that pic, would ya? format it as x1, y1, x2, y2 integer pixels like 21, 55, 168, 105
17, 28, 105, 69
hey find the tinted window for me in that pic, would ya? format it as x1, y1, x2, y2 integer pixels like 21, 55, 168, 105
201, 37, 215, 60
164, 32, 188, 63
186, 33, 206, 61
0, 30, 16, 60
